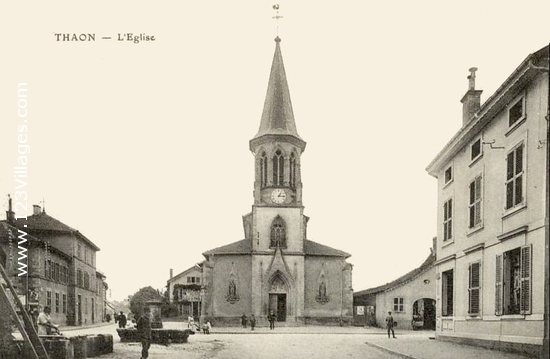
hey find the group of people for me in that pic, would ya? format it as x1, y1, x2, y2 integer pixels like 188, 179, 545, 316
240, 311, 277, 330
240, 313, 257, 330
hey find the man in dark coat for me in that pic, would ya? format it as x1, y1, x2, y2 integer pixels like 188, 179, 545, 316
385, 311, 396, 338
137, 307, 152, 359
241, 314, 247, 328
118, 311, 127, 328
268, 311, 276, 330
250, 314, 256, 331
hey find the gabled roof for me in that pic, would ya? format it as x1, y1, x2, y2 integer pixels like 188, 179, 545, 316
5, 212, 100, 251
202, 238, 350, 258
202, 239, 251, 256
426, 45, 549, 176
303, 239, 351, 258
354, 252, 436, 297
168, 262, 204, 284
250, 37, 306, 152
24, 212, 75, 232
0, 221, 73, 261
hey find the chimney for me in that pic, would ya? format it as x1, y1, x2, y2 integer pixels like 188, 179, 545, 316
33, 205, 41, 215
460, 67, 483, 125
6, 195, 15, 223
432, 236, 437, 257
170, 268, 173, 280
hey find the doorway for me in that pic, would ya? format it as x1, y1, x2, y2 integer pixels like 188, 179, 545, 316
268, 293, 286, 322
77, 295, 82, 325
412, 298, 436, 330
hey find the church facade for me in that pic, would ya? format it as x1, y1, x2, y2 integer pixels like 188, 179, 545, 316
200, 37, 353, 326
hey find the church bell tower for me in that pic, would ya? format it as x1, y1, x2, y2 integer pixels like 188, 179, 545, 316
248, 36, 307, 253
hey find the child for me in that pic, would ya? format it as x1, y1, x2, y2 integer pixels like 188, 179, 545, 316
202, 321, 211, 334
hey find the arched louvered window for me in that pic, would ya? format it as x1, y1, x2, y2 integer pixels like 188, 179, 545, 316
260, 152, 268, 188
272, 150, 284, 186
270, 215, 286, 248
289, 152, 296, 188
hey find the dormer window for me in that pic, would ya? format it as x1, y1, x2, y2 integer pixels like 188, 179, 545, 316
273, 150, 284, 186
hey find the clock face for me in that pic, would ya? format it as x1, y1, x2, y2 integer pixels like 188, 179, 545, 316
271, 189, 287, 204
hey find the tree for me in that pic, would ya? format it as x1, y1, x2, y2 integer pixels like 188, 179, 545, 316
161, 287, 179, 318
129, 286, 163, 319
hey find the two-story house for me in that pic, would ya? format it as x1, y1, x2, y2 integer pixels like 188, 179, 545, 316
167, 264, 203, 319
426, 46, 548, 358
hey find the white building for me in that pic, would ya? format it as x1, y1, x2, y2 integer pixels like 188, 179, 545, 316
426, 46, 549, 358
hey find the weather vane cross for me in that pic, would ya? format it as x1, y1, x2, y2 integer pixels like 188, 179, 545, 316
272, 4, 283, 36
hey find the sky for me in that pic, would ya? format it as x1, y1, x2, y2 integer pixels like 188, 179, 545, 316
1, 1, 549, 302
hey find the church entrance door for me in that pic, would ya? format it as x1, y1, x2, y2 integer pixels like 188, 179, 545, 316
268, 293, 287, 322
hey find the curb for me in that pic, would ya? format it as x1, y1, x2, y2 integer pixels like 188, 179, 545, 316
364, 341, 419, 359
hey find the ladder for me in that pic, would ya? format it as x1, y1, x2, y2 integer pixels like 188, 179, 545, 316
0, 262, 50, 359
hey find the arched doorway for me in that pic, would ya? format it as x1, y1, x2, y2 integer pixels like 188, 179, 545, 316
412, 298, 436, 330
268, 273, 289, 322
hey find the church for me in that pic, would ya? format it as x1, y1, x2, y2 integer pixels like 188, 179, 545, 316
200, 37, 353, 326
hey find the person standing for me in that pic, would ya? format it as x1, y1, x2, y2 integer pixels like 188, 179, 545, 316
268, 311, 276, 330
385, 311, 396, 338
241, 313, 247, 328
137, 307, 152, 359
202, 321, 211, 334
250, 314, 256, 331
118, 311, 127, 328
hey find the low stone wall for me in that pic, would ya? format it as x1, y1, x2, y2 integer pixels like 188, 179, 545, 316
41, 338, 74, 359
15, 334, 113, 359
70, 334, 113, 358
117, 328, 194, 344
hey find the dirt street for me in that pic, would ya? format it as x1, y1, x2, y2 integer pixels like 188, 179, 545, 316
63, 323, 396, 359
99, 333, 394, 359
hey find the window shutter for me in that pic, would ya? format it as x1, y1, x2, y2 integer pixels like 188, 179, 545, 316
520, 244, 532, 314
495, 254, 503, 316
469, 262, 480, 315
475, 177, 482, 224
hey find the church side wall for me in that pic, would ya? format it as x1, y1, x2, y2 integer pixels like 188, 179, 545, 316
209, 255, 252, 326
304, 257, 351, 325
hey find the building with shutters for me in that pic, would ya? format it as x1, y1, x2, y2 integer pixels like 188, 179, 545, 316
199, 37, 354, 326
426, 45, 549, 358
1, 202, 108, 327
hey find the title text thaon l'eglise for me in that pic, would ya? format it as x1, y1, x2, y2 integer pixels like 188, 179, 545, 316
54, 33, 155, 44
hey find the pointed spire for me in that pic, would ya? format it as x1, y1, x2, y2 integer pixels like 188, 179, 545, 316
250, 37, 306, 151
